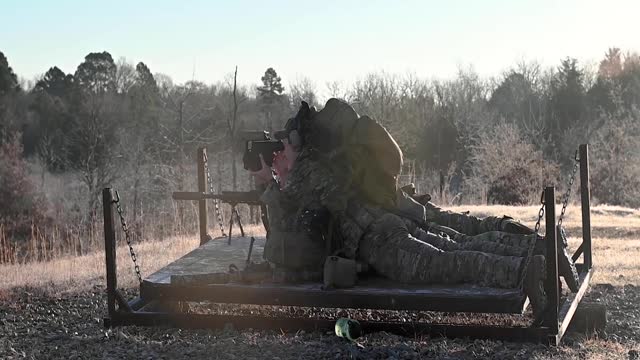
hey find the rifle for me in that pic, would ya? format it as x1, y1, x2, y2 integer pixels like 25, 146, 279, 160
172, 190, 263, 205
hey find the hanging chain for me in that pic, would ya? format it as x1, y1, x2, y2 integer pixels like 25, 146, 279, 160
203, 152, 227, 237
534, 190, 546, 235
519, 149, 577, 290
557, 150, 580, 227
518, 190, 546, 290
113, 190, 143, 285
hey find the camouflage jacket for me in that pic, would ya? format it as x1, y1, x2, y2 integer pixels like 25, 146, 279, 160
259, 148, 346, 270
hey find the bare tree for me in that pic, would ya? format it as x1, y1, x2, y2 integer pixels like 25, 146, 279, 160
156, 78, 218, 230
325, 80, 350, 102
229, 66, 239, 190
115, 57, 136, 94
66, 92, 122, 219
218, 67, 247, 191
289, 76, 318, 110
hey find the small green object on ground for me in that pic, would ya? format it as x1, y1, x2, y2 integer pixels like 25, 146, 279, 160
335, 318, 362, 341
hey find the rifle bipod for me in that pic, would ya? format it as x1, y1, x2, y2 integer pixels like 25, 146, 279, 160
227, 204, 245, 245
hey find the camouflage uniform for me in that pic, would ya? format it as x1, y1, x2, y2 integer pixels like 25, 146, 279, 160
421, 204, 543, 260
260, 148, 535, 289
258, 99, 548, 291
340, 178, 575, 302
333, 195, 535, 288
259, 147, 345, 272
420, 199, 580, 292
265, 148, 548, 315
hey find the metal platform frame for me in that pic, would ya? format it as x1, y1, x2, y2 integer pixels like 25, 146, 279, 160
102, 144, 595, 345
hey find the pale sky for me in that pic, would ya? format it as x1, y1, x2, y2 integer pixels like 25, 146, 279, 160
1, 0, 638, 92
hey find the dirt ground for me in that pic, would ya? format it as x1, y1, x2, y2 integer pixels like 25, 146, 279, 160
0, 283, 638, 359
1, 205, 639, 359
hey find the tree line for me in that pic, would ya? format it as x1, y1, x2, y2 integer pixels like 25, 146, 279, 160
0, 48, 639, 258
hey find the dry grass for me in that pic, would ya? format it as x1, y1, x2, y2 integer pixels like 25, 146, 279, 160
0, 224, 264, 293
448, 203, 640, 230
1, 204, 638, 292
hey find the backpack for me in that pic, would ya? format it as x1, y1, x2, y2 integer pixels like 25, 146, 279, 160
307, 98, 403, 207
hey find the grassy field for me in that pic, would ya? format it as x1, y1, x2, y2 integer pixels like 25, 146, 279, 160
1, 204, 638, 292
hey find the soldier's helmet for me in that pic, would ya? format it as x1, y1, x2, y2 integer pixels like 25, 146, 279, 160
274, 101, 315, 147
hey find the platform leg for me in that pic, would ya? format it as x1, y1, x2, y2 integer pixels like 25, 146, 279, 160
579, 144, 592, 270
235, 207, 245, 237
228, 206, 235, 245
103, 188, 117, 319
544, 186, 559, 335
197, 147, 209, 245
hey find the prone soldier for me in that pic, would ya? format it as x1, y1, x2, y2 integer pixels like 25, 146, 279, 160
250, 99, 579, 321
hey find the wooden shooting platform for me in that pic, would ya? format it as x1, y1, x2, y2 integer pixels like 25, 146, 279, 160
141, 236, 528, 314
103, 144, 596, 344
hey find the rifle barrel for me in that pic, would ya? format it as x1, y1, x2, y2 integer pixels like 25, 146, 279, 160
172, 191, 262, 205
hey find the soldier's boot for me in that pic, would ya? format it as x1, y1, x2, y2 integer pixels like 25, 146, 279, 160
532, 228, 579, 293
556, 226, 580, 292
499, 217, 536, 235
533, 232, 579, 292
524, 255, 548, 324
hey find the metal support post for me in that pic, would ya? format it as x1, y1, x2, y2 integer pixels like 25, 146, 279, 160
197, 147, 209, 245
234, 207, 245, 237
579, 144, 592, 269
103, 188, 118, 318
228, 207, 235, 245
544, 186, 559, 334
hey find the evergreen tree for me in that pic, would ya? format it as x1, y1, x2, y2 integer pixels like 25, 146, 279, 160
35, 66, 74, 98
74, 51, 117, 94
588, 48, 623, 115
550, 58, 587, 131
0, 51, 19, 97
257, 67, 286, 131
620, 52, 640, 109
0, 52, 22, 143
30, 67, 74, 170
257, 67, 284, 98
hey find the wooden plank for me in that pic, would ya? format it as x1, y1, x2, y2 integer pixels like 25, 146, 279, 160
142, 283, 526, 313
172, 191, 206, 201
142, 236, 527, 314
144, 236, 264, 284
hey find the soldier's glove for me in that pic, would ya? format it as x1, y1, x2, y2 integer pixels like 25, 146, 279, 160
500, 216, 535, 235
